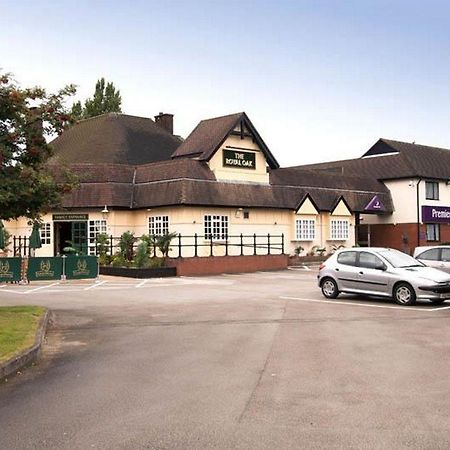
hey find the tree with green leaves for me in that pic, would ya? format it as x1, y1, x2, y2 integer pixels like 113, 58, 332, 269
71, 78, 122, 120
0, 71, 77, 221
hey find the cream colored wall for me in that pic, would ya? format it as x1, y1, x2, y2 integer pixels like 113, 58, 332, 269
361, 178, 450, 226
291, 201, 355, 256
208, 135, 270, 183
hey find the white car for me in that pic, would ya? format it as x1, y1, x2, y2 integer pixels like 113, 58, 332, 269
414, 246, 450, 273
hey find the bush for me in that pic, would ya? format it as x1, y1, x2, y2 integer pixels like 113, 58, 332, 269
95, 233, 110, 258
119, 231, 136, 261
149, 257, 163, 269
134, 242, 149, 268
111, 254, 129, 268
294, 245, 304, 256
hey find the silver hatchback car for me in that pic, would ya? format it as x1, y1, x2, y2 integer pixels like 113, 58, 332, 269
318, 247, 450, 306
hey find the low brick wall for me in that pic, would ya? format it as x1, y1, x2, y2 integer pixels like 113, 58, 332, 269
166, 254, 289, 276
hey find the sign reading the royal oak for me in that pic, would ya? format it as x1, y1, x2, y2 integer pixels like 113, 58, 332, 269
52, 213, 88, 222
223, 149, 256, 170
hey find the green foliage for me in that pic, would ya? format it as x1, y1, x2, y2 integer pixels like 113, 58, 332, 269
95, 232, 110, 257
134, 241, 149, 268
149, 257, 163, 269
294, 245, 304, 256
1, 229, 11, 252
71, 78, 122, 120
111, 254, 129, 268
155, 232, 177, 257
140, 234, 156, 256
119, 231, 136, 261
0, 71, 77, 221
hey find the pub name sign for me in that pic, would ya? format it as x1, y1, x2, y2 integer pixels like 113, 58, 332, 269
223, 149, 256, 170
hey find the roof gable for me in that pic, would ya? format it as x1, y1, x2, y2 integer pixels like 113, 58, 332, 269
172, 112, 279, 169
331, 196, 352, 216
296, 194, 320, 215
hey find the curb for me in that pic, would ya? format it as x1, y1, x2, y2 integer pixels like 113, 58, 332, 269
0, 309, 50, 381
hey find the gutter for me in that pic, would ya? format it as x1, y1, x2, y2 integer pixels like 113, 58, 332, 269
416, 178, 422, 247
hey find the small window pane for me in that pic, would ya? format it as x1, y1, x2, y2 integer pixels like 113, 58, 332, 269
425, 181, 439, 200
337, 251, 357, 266
426, 224, 440, 241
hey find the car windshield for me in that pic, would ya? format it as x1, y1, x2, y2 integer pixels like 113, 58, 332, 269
378, 249, 424, 268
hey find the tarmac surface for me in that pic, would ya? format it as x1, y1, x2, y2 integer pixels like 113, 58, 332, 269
1, 268, 450, 449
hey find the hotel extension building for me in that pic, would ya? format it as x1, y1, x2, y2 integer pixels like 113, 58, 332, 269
6, 111, 450, 256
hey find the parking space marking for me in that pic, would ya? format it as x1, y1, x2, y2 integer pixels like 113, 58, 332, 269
280, 296, 445, 312
136, 279, 150, 288
25, 282, 60, 294
84, 280, 107, 290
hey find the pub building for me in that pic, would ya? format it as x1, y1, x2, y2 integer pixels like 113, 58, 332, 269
6, 111, 449, 257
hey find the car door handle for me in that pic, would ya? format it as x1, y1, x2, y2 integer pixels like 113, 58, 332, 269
335, 268, 339, 271
359, 271, 364, 275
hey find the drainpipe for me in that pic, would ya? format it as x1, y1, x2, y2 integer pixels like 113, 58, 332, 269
416, 178, 422, 248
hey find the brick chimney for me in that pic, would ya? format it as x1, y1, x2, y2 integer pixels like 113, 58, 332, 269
154, 112, 173, 134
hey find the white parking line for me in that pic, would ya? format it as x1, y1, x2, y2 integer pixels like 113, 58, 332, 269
84, 280, 107, 290
25, 282, 60, 294
280, 296, 443, 312
136, 279, 150, 288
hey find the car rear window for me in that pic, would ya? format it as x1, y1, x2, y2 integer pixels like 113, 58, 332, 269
441, 248, 450, 262
417, 248, 440, 261
337, 251, 357, 266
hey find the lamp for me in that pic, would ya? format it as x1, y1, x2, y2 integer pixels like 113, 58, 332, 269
235, 208, 243, 218
101, 205, 109, 219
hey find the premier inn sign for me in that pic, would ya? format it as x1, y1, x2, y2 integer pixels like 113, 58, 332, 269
223, 149, 256, 170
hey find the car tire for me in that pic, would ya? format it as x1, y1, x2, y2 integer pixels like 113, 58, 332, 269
321, 278, 339, 299
393, 282, 416, 306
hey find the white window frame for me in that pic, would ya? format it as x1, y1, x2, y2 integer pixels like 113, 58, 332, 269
204, 215, 228, 240
40, 223, 51, 245
149, 216, 169, 237
426, 223, 440, 242
295, 219, 316, 241
330, 219, 349, 240
88, 219, 107, 255
425, 181, 439, 200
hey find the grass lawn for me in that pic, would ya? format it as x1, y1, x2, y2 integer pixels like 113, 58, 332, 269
0, 306, 46, 364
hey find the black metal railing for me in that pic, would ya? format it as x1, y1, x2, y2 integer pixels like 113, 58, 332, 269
12, 233, 285, 258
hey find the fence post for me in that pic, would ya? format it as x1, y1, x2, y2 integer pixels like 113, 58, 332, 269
210, 234, 213, 257
110, 235, 113, 256
281, 233, 285, 254
153, 239, 157, 258
61, 255, 67, 281
13, 236, 16, 256
253, 233, 257, 255
178, 233, 182, 258
225, 234, 228, 256
194, 233, 198, 257
240, 233, 243, 256
267, 233, 271, 255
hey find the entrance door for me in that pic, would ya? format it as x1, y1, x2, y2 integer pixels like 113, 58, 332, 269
71, 222, 88, 255
54, 221, 88, 255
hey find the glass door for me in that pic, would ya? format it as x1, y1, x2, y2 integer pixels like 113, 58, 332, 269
71, 222, 88, 255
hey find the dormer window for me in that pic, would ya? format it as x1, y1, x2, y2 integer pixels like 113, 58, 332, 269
425, 181, 439, 200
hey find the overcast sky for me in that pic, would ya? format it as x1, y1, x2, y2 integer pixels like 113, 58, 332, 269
2, 0, 450, 167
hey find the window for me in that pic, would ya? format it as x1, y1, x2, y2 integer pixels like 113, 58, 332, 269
425, 181, 439, 200
330, 220, 349, 240
295, 219, 315, 240
417, 248, 439, 261
40, 223, 51, 245
149, 216, 169, 236
88, 220, 107, 255
337, 251, 357, 266
243, 210, 250, 219
359, 252, 384, 270
426, 223, 440, 241
204, 215, 228, 240
441, 248, 450, 262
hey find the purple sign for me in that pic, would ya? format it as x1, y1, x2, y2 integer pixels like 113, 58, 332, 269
364, 195, 386, 212
422, 205, 450, 223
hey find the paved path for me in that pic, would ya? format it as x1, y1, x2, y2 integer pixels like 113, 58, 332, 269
1, 270, 450, 449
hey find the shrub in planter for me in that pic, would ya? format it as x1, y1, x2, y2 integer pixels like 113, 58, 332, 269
134, 242, 150, 268
111, 254, 129, 268
119, 231, 136, 262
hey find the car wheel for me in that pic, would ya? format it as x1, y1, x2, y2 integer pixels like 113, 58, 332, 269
393, 282, 416, 306
321, 278, 339, 299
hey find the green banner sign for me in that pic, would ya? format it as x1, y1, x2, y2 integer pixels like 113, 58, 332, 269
223, 149, 256, 170
28, 257, 63, 281
64, 256, 98, 279
0, 257, 22, 282
53, 213, 89, 222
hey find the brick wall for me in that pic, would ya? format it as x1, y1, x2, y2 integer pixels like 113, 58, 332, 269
368, 222, 450, 254
166, 254, 289, 276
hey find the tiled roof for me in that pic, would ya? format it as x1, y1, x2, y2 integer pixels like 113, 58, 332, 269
295, 138, 450, 180
49, 113, 182, 165
172, 112, 280, 168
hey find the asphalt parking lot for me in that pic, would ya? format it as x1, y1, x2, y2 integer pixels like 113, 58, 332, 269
1, 268, 450, 449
